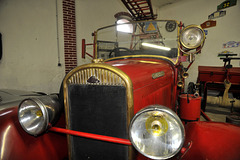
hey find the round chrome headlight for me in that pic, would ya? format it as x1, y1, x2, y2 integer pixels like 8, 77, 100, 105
129, 105, 185, 159
18, 95, 62, 136
180, 25, 205, 49
18, 98, 48, 136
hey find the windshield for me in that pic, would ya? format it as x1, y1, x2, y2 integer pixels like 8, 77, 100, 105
96, 20, 179, 64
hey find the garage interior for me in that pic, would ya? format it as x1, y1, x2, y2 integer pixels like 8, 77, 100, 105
0, 0, 240, 123
1, 1, 240, 160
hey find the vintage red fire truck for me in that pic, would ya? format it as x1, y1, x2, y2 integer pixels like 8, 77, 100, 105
1, 20, 240, 160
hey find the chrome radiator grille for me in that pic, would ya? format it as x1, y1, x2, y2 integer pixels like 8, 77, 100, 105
67, 68, 125, 86
68, 84, 128, 159
64, 63, 134, 160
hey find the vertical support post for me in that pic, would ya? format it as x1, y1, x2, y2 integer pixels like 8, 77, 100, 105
63, 0, 77, 74
82, 39, 86, 59
93, 31, 97, 59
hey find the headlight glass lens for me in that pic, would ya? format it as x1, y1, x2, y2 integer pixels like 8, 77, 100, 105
18, 99, 48, 136
180, 25, 205, 49
129, 105, 184, 159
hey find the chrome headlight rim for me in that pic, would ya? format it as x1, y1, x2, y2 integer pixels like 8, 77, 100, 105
180, 25, 205, 50
18, 98, 49, 136
129, 105, 185, 160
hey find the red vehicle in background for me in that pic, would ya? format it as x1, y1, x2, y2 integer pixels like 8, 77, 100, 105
1, 20, 240, 160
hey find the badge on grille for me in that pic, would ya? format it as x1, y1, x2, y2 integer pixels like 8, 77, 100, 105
87, 76, 100, 83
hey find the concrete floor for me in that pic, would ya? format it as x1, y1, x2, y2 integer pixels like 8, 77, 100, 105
202, 104, 230, 122
200, 93, 240, 123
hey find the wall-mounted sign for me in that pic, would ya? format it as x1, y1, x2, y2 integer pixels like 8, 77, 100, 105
208, 10, 226, 19
144, 22, 157, 33
217, 0, 237, 11
201, 20, 216, 29
223, 41, 240, 48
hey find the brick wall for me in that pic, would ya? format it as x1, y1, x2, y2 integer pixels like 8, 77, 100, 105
63, 0, 77, 74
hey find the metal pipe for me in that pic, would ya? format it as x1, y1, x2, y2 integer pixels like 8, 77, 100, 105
82, 39, 86, 59
86, 52, 93, 58
49, 127, 132, 146
188, 53, 195, 63
55, 0, 61, 66
186, 62, 193, 71
201, 110, 212, 121
93, 31, 97, 59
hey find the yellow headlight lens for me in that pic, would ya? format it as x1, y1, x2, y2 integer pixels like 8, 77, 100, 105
129, 105, 185, 160
145, 113, 168, 137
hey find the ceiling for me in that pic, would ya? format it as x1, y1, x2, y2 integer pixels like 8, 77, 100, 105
151, 0, 183, 8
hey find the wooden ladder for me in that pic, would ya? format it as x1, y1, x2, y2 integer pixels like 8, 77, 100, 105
121, 0, 157, 21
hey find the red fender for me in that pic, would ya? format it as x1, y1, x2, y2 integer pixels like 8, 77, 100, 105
0, 107, 68, 160
182, 121, 240, 160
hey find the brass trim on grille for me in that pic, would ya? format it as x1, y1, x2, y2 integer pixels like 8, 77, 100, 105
63, 62, 134, 160
67, 68, 126, 86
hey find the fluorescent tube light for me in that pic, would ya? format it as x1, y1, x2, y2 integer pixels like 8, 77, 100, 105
142, 43, 171, 51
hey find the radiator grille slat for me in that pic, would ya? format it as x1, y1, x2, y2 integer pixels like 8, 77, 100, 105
65, 65, 132, 160
67, 68, 125, 86
68, 85, 128, 159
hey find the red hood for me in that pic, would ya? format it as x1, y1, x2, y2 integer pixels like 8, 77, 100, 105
106, 58, 175, 90
106, 58, 176, 111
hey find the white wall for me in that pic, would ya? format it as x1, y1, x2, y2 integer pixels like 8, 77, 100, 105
0, 0, 65, 93
1, 0, 238, 93
75, 0, 126, 65
0, 0, 126, 93
158, 0, 240, 86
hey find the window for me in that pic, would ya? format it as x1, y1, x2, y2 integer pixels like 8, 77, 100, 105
116, 19, 133, 33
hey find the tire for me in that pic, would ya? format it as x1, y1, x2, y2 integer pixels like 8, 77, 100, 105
226, 113, 240, 126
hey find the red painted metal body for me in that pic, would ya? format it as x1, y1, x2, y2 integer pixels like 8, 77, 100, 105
198, 66, 240, 84
49, 127, 132, 146
2, 17, 240, 159
106, 58, 176, 113
182, 121, 240, 160
0, 107, 68, 160
197, 66, 240, 110
131, 121, 240, 160
201, 110, 212, 121
179, 94, 201, 121
47, 121, 240, 160
2, 58, 240, 160
82, 39, 94, 59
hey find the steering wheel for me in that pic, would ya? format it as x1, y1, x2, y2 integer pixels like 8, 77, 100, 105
109, 47, 135, 58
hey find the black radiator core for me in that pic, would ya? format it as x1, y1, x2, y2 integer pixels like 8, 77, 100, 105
68, 84, 128, 160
